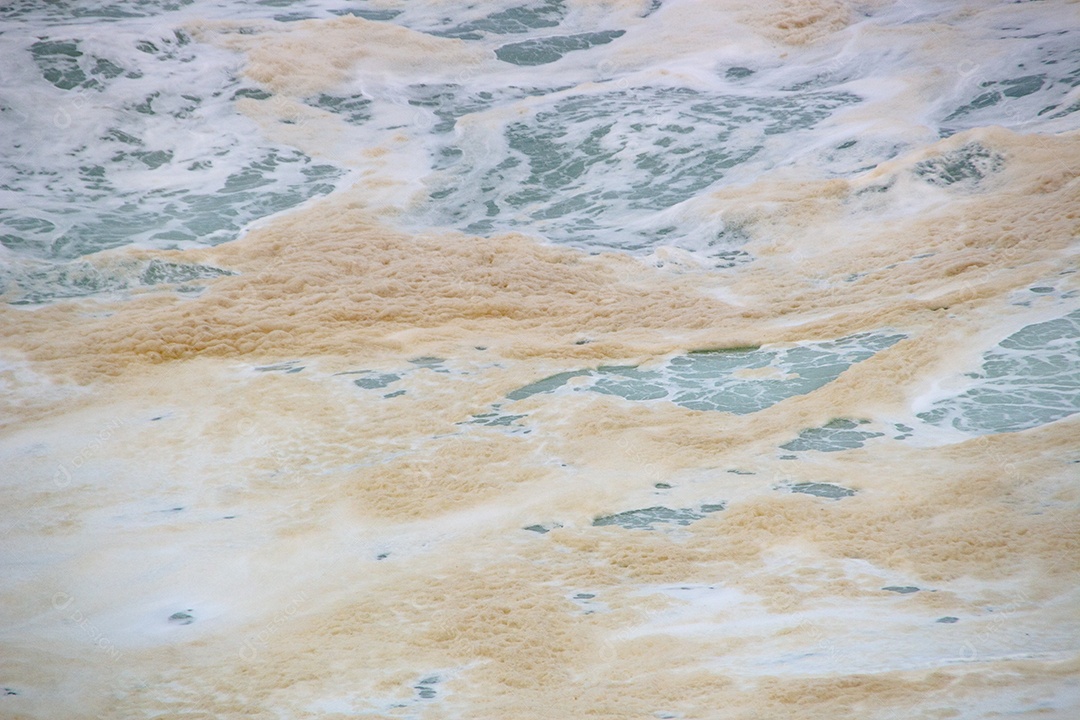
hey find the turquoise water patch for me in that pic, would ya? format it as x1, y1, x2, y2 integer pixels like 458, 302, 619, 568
431, 0, 565, 40
1, 145, 343, 260
780, 418, 884, 453
523, 523, 559, 534
508, 332, 903, 414
1010, 281, 1078, 308
406, 84, 560, 170
465, 411, 529, 428
352, 373, 401, 390
892, 423, 914, 440
308, 93, 373, 125
569, 591, 605, 615
917, 310, 1080, 434
2, 28, 346, 271
495, 30, 625, 66
421, 85, 860, 251
255, 361, 304, 374
472, 333, 903, 439
2, 0, 194, 22
330, 7, 402, 22
340, 358, 466, 402
138, 259, 232, 285
786, 482, 855, 500
945, 75, 1047, 122
407, 84, 506, 138
505, 86, 850, 211
507, 370, 592, 401
913, 143, 1004, 187
592, 503, 725, 531
0, 258, 234, 305
408, 357, 451, 372
31, 39, 126, 91
939, 30, 1080, 133
30, 32, 193, 92
413, 675, 439, 701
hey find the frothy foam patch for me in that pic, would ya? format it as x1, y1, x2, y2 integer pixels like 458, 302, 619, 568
917, 308, 1080, 434
2, 1, 1080, 718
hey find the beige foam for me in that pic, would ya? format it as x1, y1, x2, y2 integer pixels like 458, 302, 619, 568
2, 7, 1079, 718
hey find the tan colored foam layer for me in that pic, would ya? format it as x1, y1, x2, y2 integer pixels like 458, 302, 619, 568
3, 123, 1078, 718
2, 7, 1079, 718
190, 16, 487, 97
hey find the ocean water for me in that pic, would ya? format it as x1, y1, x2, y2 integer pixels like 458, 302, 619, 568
1, 0, 1079, 717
